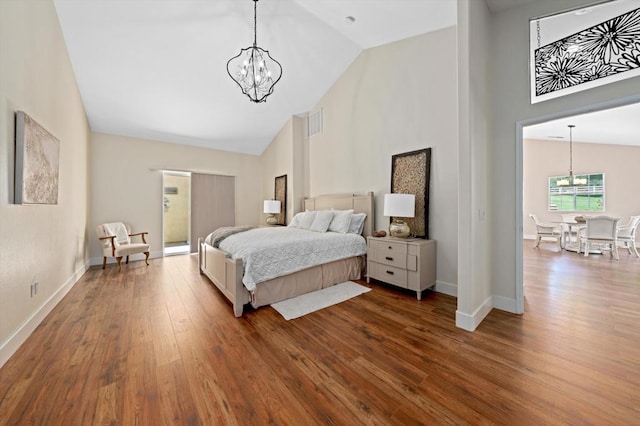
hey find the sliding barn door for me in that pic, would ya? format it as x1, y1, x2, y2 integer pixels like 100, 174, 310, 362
190, 173, 235, 253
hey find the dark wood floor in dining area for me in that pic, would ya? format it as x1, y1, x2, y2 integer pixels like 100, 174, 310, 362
1, 243, 639, 425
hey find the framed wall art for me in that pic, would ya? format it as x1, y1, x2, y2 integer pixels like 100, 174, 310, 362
391, 148, 431, 239
274, 174, 287, 225
530, 1, 640, 104
15, 111, 60, 205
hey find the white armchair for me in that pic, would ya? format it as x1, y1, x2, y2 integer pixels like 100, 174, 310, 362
529, 213, 562, 249
578, 216, 620, 260
617, 215, 640, 258
96, 222, 150, 271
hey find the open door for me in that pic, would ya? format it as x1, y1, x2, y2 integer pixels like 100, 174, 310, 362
163, 171, 191, 256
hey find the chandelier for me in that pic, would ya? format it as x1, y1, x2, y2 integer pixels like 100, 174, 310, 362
557, 124, 587, 187
226, 0, 282, 103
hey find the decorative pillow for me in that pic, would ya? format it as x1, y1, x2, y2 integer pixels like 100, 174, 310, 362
299, 210, 317, 229
328, 209, 354, 233
288, 212, 304, 228
309, 210, 334, 232
348, 213, 367, 234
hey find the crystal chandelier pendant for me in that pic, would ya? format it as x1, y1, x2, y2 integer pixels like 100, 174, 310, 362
227, 0, 282, 103
227, 46, 282, 103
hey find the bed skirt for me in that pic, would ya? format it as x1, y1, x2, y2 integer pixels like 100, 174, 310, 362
249, 256, 365, 308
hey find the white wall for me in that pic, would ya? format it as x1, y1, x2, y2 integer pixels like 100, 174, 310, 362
306, 28, 459, 293
0, 0, 90, 366
487, 0, 640, 312
90, 132, 263, 261
457, 0, 493, 330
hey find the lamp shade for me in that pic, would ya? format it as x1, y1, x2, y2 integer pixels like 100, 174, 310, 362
383, 194, 415, 218
263, 200, 280, 214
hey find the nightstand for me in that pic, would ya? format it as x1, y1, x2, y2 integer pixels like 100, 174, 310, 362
366, 236, 436, 300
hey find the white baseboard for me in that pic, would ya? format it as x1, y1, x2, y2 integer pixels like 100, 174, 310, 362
0, 261, 90, 369
89, 250, 163, 267
492, 295, 517, 313
455, 295, 493, 332
455, 294, 519, 332
434, 280, 457, 297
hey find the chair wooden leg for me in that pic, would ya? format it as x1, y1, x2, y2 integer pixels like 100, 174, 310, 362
126, 255, 130, 265
632, 242, 639, 258
534, 237, 540, 248
102, 257, 107, 269
116, 257, 123, 272
584, 242, 589, 257
613, 244, 619, 261
144, 251, 150, 266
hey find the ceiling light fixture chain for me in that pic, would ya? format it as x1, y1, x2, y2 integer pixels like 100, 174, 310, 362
557, 124, 587, 187
568, 124, 574, 178
253, 0, 257, 47
227, 0, 282, 103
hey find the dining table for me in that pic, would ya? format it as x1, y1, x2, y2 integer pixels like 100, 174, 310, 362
553, 219, 602, 254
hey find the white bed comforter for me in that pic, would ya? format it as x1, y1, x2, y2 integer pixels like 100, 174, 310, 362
217, 227, 366, 291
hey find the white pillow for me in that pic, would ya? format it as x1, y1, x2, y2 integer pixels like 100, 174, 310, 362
299, 210, 317, 229
288, 212, 304, 228
328, 209, 354, 233
348, 213, 367, 234
309, 210, 334, 232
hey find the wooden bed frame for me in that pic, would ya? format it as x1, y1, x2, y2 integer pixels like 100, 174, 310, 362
198, 192, 375, 317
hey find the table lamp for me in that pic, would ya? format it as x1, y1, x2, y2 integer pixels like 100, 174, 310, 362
263, 200, 281, 225
383, 193, 415, 238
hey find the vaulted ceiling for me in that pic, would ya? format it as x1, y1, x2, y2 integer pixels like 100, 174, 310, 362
54, 0, 640, 154
53, 0, 457, 155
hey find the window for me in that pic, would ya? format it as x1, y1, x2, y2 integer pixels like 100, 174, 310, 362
548, 173, 604, 212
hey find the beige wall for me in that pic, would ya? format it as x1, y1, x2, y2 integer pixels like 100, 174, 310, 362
90, 132, 262, 261
260, 116, 306, 224
524, 138, 640, 237
486, 0, 640, 314
305, 27, 459, 291
0, 0, 90, 362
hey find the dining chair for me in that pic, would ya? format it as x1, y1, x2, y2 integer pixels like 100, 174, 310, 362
617, 215, 640, 258
529, 213, 562, 249
578, 216, 620, 260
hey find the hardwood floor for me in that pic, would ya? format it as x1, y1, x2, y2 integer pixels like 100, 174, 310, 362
1, 244, 639, 424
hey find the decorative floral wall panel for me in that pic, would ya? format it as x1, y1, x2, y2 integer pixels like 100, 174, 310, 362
530, 1, 640, 103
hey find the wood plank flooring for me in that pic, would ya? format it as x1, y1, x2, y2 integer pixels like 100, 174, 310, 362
1, 243, 639, 424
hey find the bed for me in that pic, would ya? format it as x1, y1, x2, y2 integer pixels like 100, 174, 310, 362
198, 192, 375, 317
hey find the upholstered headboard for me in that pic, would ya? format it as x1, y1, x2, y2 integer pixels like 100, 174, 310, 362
303, 192, 375, 237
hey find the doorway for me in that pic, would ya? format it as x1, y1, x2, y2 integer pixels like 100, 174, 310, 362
517, 96, 640, 313
163, 171, 191, 256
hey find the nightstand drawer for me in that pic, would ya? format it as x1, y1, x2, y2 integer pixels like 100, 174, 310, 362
370, 263, 407, 288
367, 236, 436, 301
373, 240, 407, 268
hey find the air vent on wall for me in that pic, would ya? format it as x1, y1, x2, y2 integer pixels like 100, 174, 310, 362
308, 109, 323, 138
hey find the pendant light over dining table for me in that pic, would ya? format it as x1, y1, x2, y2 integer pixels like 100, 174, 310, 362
227, 0, 282, 103
557, 124, 587, 187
